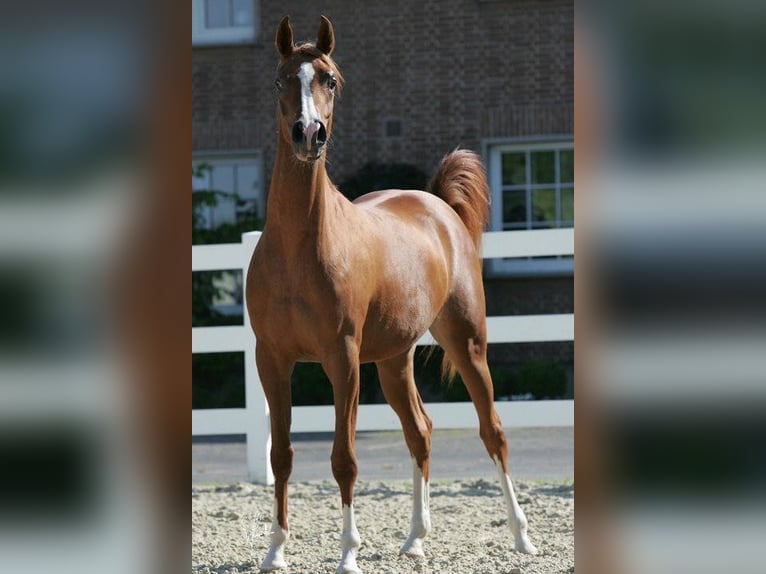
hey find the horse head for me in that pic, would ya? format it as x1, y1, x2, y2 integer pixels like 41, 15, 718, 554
274, 16, 344, 163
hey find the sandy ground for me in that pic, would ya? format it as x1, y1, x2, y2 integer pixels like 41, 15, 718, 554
192, 478, 573, 574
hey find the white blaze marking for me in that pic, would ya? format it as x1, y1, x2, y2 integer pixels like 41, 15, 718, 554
297, 61, 319, 151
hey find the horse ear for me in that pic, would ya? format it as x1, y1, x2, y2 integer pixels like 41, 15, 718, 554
316, 15, 335, 56
275, 16, 294, 60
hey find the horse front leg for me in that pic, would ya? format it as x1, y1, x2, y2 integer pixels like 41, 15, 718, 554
255, 344, 295, 571
323, 337, 363, 574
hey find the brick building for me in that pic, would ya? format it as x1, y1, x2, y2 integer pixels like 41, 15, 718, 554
192, 0, 574, 394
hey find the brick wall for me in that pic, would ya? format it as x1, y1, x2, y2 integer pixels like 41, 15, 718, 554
193, 0, 574, 182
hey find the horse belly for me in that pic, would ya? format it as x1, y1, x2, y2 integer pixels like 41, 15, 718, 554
358, 291, 439, 362
357, 226, 451, 361
359, 322, 426, 363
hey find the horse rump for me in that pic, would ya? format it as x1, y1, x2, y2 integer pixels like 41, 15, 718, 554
425, 149, 491, 382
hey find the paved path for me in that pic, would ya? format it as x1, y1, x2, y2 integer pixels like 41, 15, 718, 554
193, 426, 572, 484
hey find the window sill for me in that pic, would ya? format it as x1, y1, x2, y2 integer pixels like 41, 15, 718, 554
193, 30, 257, 47
485, 258, 574, 278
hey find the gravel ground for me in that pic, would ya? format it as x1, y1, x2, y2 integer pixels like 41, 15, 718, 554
192, 478, 573, 574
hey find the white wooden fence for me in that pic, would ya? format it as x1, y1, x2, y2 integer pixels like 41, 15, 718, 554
192, 229, 574, 483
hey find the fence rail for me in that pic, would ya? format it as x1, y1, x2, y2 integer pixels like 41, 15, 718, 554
192, 229, 574, 483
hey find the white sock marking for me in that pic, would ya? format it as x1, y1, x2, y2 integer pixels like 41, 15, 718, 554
337, 504, 361, 574
400, 459, 431, 557
493, 456, 538, 554
261, 500, 289, 571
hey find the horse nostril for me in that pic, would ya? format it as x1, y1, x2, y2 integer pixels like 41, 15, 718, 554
291, 121, 304, 144
316, 122, 327, 146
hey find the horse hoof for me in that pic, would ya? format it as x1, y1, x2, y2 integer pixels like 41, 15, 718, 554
399, 536, 426, 558
515, 535, 538, 555
336, 551, 362, 574
260, 558, 287, 572
335, 561, 362, 574
260, 549, 287, 571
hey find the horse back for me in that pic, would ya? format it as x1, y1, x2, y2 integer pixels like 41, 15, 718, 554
351, 189, 483, 359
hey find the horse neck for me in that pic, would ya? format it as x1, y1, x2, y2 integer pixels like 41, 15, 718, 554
266, 137, 339, 244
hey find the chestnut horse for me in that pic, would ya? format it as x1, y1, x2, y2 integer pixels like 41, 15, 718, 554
246, 15, 537, 573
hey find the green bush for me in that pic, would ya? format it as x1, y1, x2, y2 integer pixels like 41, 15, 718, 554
291, 363, 333, 405
192, 163, 262, 328
192, 352, 245, 409
192, 163, 264, 246
490, 366, 516, 400
515, 359, 566, 399
338, 162, 429, 201
290, 362, 384, 406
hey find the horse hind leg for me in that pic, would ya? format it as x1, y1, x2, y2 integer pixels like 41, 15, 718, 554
376, 348, 432, 558
430, 313, 538, 554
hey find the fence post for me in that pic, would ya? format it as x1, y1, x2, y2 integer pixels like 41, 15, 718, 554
241, 231, 273, 484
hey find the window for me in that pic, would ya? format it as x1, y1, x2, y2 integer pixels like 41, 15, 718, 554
192, 153, 264, 231
192, 0, 257, 46
192, 153, 262, 321
488, 140, 574, 275
384, 118, 403, 138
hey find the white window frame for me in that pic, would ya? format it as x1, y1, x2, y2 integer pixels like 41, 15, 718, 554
484, 137, 574, 277
192, 150, 264, 230
192, 0, 258, 46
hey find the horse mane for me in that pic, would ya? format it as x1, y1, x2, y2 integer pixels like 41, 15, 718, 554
294, 43, 345, 96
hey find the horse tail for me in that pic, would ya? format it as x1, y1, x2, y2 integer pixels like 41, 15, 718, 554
427, 149, 490, 251
426, 149, 490, 382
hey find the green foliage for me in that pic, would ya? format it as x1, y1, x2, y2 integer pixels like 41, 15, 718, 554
441, 380, 471, 402
291, 363, 384, 405
490, 366, 516, 400
338, 162, 429, 201
192, 270, 242, 327
291, 364, 332, 405
192, 164, 262, 406
287, 355, 567, 405
515, 359, 567, 399
192, 163, 264, 246
488, 360, 567, 400
411, 347, 467, 402
192, 163, 262, 327
192, 353, 245, 409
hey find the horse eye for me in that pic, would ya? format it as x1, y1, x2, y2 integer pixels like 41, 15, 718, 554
327, 76, 337, 90
275, 79, 283, 90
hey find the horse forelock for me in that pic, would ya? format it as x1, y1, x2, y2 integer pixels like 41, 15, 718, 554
279, 43, 344, 95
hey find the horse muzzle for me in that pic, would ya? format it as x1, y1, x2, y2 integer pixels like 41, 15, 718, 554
292, 119, 327, 161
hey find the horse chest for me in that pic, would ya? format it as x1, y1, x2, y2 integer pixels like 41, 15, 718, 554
256, 276, 329, 321
250, 258, 355, 354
